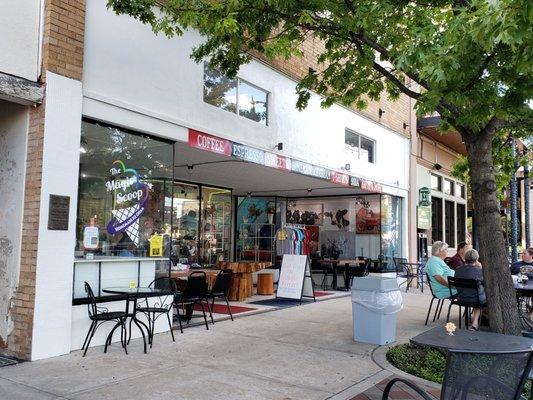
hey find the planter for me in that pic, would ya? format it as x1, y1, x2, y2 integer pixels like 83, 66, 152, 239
267, 213, 274, 224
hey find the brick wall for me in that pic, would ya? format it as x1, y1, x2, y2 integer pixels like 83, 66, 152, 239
7, 0, 85, 360
251, 36, 413, 137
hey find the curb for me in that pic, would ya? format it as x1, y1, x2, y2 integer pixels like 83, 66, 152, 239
371, 341, 442, 390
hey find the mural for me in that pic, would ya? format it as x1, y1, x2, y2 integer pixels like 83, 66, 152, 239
355, 196, 381, 234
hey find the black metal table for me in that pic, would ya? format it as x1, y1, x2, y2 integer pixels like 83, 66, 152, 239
102, 287, 174, 353
515, 281, 533, 330
411, 326, 533, 353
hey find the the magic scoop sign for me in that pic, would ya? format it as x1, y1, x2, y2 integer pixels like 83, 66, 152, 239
106, 160, 148, 246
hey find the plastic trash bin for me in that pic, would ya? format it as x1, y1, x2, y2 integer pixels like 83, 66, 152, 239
351, 276, 403, 345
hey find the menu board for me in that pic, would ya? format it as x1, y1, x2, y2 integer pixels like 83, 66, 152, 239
276, 255, 314, 301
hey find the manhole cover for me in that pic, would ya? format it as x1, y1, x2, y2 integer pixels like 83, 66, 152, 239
0, 357, 17, 368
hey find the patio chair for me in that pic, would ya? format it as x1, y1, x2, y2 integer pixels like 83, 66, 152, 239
81, 281, 127, 357
135, 277, 178, 348
382, 348, 533, 400
394, 257, 416, 292
446, 276, 486, 329
424, 273, 446, 326
347, 258, 371, 288
174, 271, 210, 332
206, 269, 234, 323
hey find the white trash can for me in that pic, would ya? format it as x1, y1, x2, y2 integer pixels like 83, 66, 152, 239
351, 276, 403, 345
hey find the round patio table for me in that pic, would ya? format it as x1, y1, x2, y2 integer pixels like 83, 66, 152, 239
411, 325, 533, 353
515, 280, 533, 330
102, 287, 174, 353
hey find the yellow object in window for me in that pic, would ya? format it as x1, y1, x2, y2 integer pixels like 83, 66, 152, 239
149, 234, 163, 257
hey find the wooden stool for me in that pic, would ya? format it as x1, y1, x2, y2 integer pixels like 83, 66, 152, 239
257, 273, 274, 295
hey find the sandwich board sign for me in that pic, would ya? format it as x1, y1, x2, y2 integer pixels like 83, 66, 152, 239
276, 254, 316, 304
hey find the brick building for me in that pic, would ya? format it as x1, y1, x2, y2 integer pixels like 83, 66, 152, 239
1, 0, 415, 360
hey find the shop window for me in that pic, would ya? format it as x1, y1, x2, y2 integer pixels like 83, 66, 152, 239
431, 174, 442, 191
169, 182, 200, 265
199, 186, 232, 267
345, 129, 375, 163
381, 195, 403, 265
204, 64, 268, 125
431, 197, 443, 243
457, 203, 466, 243
444, 179, 454, 196
445, 200, 455, 247
458, 183, 466, 199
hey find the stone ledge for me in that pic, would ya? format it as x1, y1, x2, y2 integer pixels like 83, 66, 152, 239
0, 72, 44, 105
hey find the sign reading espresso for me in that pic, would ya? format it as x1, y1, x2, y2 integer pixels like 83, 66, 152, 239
188, 129, 232, 156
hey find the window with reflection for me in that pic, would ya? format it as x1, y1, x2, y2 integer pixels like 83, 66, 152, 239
199, 186, 232, 266
169, 182, 199, 265
431, 174, 442, 191
76, 121, 173, 259
203, 63, 268, 125
444, 179, 454, 196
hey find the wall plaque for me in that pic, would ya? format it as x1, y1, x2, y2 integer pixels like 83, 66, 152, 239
48, 195, 70, 230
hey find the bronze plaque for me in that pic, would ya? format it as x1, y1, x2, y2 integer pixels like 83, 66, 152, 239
48, 195, 70, 230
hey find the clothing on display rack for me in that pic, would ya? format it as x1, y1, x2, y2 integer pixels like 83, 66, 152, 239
275, 225, 312, 256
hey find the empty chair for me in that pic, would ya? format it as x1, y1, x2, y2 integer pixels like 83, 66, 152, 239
135, 277, 178, 348
206, 269, 234, 323
81, 281, 127, 357
383, 349, 533, 400
174, 271, 210, 332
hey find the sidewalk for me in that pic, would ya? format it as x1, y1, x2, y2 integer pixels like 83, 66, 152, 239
0, 290, 436, 400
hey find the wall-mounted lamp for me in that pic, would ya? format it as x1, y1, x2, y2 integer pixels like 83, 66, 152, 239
187, 164, 194, 174
342, 163, 351, 171
379, 108, 385, 118
308, 67, 316, 75
273, 142, 283, 151
403, 122, 409, 130
433, 163, 442, 171
307, 188, 312, 193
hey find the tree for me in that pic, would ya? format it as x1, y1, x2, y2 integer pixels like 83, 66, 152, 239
107, 0, 533, 333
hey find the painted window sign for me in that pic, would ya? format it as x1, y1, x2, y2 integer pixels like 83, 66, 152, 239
232, 143, 265, 164
106, 160, 149, 246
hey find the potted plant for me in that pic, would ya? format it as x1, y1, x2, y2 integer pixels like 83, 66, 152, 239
266, 204, 276, 224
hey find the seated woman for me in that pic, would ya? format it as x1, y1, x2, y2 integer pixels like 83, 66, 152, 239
454, 249, 486, 330
427, 241, 457, 300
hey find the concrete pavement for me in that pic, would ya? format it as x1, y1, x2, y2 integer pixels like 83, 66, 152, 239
0, 290, 436, 400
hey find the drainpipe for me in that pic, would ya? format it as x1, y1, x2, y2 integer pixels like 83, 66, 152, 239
525, 163, 531, 248
510, 138, 518, 263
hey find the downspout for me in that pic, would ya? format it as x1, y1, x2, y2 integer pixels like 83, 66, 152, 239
525, 163, 531, 248
510, 138, 518, 263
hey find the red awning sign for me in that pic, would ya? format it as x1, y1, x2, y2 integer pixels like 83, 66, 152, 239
188, 129, 232, 156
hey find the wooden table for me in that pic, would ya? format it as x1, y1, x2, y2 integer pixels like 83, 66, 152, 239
216, 261, 271, 301
167, 269, 220, 290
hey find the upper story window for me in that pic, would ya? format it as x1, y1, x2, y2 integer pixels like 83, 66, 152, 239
443, 178, 454, 196
203, 64, 268, 125
345, 129, 375, 163
457, 183, 466, 199
431, 174, 442, 191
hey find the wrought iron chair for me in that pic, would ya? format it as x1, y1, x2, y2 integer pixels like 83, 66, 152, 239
382, 349, 533, 400
394, 257, 416, 292
174, 271, 210, 331
347, 258, 371, 288
425, 273, 446, 326
446, 276, 486, 329
206, 269, 234, 323
81, 281, 128, 357
135, 277, 178, 348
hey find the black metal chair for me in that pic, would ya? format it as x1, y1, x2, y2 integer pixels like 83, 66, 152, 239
383, 349, 533, 400
394, 257, 416, 292
81, 281, 127, 357
446, 276, 486, 329
347, 258, 371, 288
206, 269, 234, 324
416, 259, 428, 293
425, 273, 446, 326
135, 277, 178, 348
174, 271, 210, 331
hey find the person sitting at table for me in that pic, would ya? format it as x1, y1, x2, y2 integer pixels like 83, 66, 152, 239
455, 249, 486, 331
427, 241, 457, 300
447, 242, 471, 270
510, 247, 533, 277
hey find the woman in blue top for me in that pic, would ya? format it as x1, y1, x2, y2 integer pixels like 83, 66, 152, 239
427, 241, 457, 299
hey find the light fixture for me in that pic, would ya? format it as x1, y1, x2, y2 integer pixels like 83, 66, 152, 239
81, 173, 87, 178
79, 146, 87, 154
403, 122, 409, 130
247, 192, 252, 198
187, 164, 194, 174
307, 188, 312, 193
433, 163, 442, 171
379, 108, 385, 118
80, 138, 87, 154
272, 142, 283, 151
308, 67, 316, 75
342, 163, 351, 171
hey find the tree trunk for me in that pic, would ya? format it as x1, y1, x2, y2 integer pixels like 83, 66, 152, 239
464, 132, 521, 334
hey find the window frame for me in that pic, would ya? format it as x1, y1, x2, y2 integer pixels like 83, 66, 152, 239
431, 174, 442, 192
344, 129, 376, 164
203, 64, 269, 126
443, 178, 455, 196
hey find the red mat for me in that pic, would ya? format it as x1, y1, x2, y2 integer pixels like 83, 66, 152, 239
192, 303, 257, 315
314, 291, 334, 297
